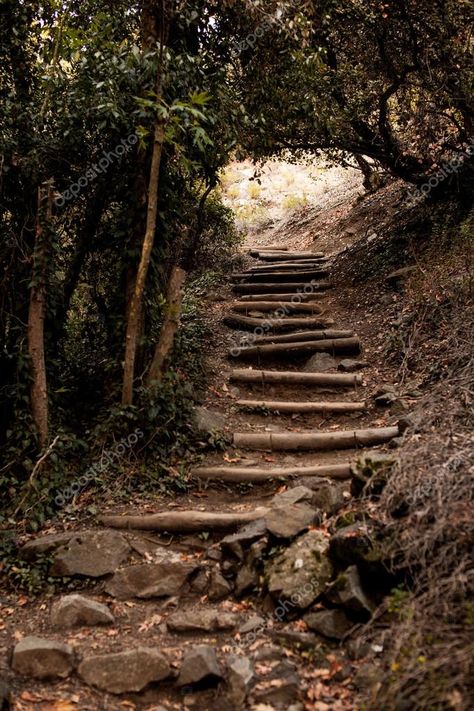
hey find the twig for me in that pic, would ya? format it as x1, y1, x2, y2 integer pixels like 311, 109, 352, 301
14, 436, 60, 516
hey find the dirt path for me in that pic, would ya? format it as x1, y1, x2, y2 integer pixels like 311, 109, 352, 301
2, 237, 403, 711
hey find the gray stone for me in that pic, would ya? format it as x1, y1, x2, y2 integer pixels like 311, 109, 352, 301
271, 486, 318, 508
239, 615, 265, 634
226, 655, 254, 709
289, 478, 344, 514
177, 645, 222, 687
235, 562, 259, 597
208, 569, 232, 601
12, 636, 74, 679
194, 406, 225, 434
303, 353, 337, 372
304, 609, 353, 640
190, 569, 209, 594
250, 660, 299, 708
329, 523, 379, 568
326, 566, 376, 617
338, 359, 369, 372
51, 594, 114, 628
265, 504, 316, 539
270, 629, 318, 650
221, 519, 267, 561
166, 609, 237, 633
78, 648, 170, 694
19, 531, 79, 560
386, 266, 416, 289
265, 530, 333, 609
398, 413, 422, 434
105, 559, 199, 599
49, 530, 131, 577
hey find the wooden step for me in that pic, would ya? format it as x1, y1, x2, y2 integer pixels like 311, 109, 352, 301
253, 252, 324, 260
233, 426, 399, 451
249, 329, 354, 345
231, 301, 325, 314
233, 282, 332, 295
230, 369, 363, 386
192, 462, 353, 482
236, 399, 367, 413
247, 246, 289, 252
99, 507, 269, 532
247, 260, 329, 272
232, 270, 329, 283
239, 293, 326, 302
224, 314, 335, 332
229, 337, 360, 358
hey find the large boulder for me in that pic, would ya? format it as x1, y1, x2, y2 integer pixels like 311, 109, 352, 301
250, 660, 300, 709
12, 637, 74, 679
48, 530, 131, 577
166, 609, 237, 633
51, 594, 114, 628
78, 648, 170, 694
265, 530, 333, 610
220, 519, 267, 561
226, 655, 254, 710
329, 522, 385, 572
304, 608, 353, 640
194, 407, 226, 434
289, 477, 344, 515
177, 645, 222, 688
265, 504, 316, 539
105, 557, 199, 599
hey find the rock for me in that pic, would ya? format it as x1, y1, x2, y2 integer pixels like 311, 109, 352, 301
239, 615, 265, 634
386, 266, 416, 289
270, 629, 319, 650
51, 594, 114, 628
208, 569, 233, 601
194, 406, 225, 434
337, 359, 369, 372
398, 413, 422, 434
351, 454, 396, 498
11, 637, 74, 679
234, 537, 268, 596
206, 547, 223, 562
190, 569, 209, 594
326, 566, 376, 618
166, 609, 237, 633
105, 558, 199, 599
289, 478, 344, 514
0, 680, 10, 710
375, 391, 398, 407
270, 486, 318, 508
303, 353, 337, 372
19, 531, 79, 560
329, 522, 379, 568
304, 608, 353, 640
78, 648, 170, 694
226, 655, 254, 709
221, 519, 267, 561
177, 645, 222, 687
265, 530, 333, 610
265, 504, 316, 539
48, 530, 131, 577
250, 660, 299, 708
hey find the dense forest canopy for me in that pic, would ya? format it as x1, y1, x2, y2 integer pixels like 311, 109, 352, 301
0, 0, 472, 519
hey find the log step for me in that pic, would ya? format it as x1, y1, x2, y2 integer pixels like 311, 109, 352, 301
230, 369, 363, 386
236, 399, 367, 413
232, 270, 329, 283
233, 426, 399, 451
192, 463, 353, 483
233, 282, 332, 295
229, 337, 360, 358
249, 329, 354, 345
99, 507, 269, 532
224, 314, 335, 332
253, 252, 325, 260
247, 246, 289, 252
247, 260, 329, 272
239, 293, 326, 302
231, 301, 325, 314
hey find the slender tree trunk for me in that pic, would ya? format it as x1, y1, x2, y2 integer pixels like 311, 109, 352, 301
146, 265, 187, 386
122, 115, 166, 405
28, 185, 53, 448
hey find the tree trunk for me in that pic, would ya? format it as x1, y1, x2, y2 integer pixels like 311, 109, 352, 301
122, 115, 166, 405
28, 185, 53, 449
146, 265, 187, 386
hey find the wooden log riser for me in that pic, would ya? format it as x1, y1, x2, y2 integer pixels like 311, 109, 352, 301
232, 271, 329, 283
192, 463, 353, 482
229, 370, 363, 386
233, 283, 332, 294
229, 337, 360, 357
99, 508, 270, 532
249, 329, 355, 345
236, 399, 367, 413
233, 426, 399, 451
239, 293, 326, 302
231, 302, 325, 314
224, 315, 336, 332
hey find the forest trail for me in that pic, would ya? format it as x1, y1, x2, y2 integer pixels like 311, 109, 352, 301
5, 233, 405, 711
